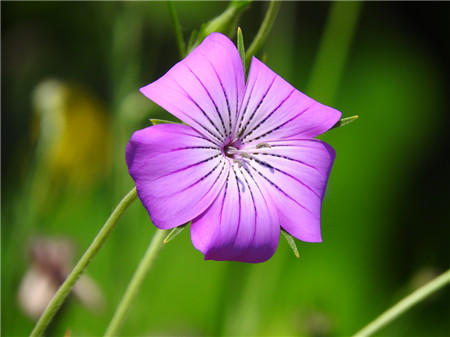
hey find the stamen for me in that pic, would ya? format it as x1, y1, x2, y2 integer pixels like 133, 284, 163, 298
226, 146, 239, 156
233, 159, 243, 168
256, 143, 271, 149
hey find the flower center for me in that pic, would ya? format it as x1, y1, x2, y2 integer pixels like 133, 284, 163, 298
223, 139, 243, 159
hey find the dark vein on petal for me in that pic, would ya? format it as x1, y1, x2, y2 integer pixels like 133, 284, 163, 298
168, 146, 221, 153
249, 152, 321, 173
232, 167, 242, 247
185, 64, 227, 138
185, 159, 226, 215
188, 133, 221, 146
234, 66, 240, 135
250, 155, 320, 199
179, 156, 227, 193
219, 170, 231, 225
239, 76, 276, 138
171, 78, 224, 143
237, 78, 257, 136
247, 105, 309, 143
242, 165, 273, 215
209, 61, 233, 136
244, 88, 295, 141
247, 161, 312, 214
157, 154, 220, 180
239, 168, 258, 246
211, 158, 228, 189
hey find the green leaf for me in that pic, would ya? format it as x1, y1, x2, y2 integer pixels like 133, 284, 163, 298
163, 224, 188, 244
281, 229, 300, 258
331, 115, 359, 129
237, 27, 245, 69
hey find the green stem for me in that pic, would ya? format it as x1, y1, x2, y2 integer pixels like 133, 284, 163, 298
104, 229, 166, 337
352, 268, 450, 337
167, 1, 186, 59
307, 1, 362, 105
30, 187, 138, 337
245, 0, 281, 66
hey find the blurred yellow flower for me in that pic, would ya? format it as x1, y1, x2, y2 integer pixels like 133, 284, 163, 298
32, 79, 111, 191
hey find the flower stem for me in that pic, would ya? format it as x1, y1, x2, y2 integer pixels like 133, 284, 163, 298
30, 187, 138, 337
167, 1, 186, 59
307, 1, 362, 105
245, 0, 281, 66
352, 268, 450, 337
104, 229, 166, 337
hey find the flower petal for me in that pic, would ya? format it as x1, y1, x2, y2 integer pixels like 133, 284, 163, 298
236, 57, 341, 144
126, 124, 230, 229
242, 139, 336, 242
140, 33, 245, 144
191, 166, 280, 263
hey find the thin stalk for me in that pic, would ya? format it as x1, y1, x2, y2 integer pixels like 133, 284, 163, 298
245, 0, 281, 66
167, 1, 186, 59
104, 229, 166, 337
307, 1, 362, 105
352, 268, 450, 337
30, 187, 138, 337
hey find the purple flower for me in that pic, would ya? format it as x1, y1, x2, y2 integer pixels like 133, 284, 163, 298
126, 33, 341, 263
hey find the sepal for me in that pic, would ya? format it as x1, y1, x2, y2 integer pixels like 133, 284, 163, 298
163, 223, 188, 244
281, 229, 300, 258
149, 119, 184, 126
237, 27, 246, 69
331, 115, 359, 129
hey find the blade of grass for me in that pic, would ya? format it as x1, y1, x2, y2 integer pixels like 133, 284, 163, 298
245, 1, 281, 66
307, 1, 362, 105
167, 1, 186, 59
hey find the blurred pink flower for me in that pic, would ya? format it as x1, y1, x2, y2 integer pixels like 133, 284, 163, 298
126, 33, 341, 263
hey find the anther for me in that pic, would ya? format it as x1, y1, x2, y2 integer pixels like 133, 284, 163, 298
256, 143, 271, 149
233, 159, 243, 168
226, 146, 239, 156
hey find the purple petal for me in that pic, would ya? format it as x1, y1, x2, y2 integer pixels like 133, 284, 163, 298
191, 166, 280, 263
126, 124, 230, 229
236, 57, 341, 144
242, 139, 336, 242
140, 33, 245, 144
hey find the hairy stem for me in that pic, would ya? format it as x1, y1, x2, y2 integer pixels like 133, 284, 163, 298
30, 187, 138, 337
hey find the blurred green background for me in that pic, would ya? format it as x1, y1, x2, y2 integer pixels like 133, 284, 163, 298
2, 1, 449, 336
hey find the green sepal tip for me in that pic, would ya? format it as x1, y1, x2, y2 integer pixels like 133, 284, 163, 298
331, 115, 359, 129
164, 223, 188, 244
281, 229, 300, 258
237, 27, 246, 70
149, 119, 182, 126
